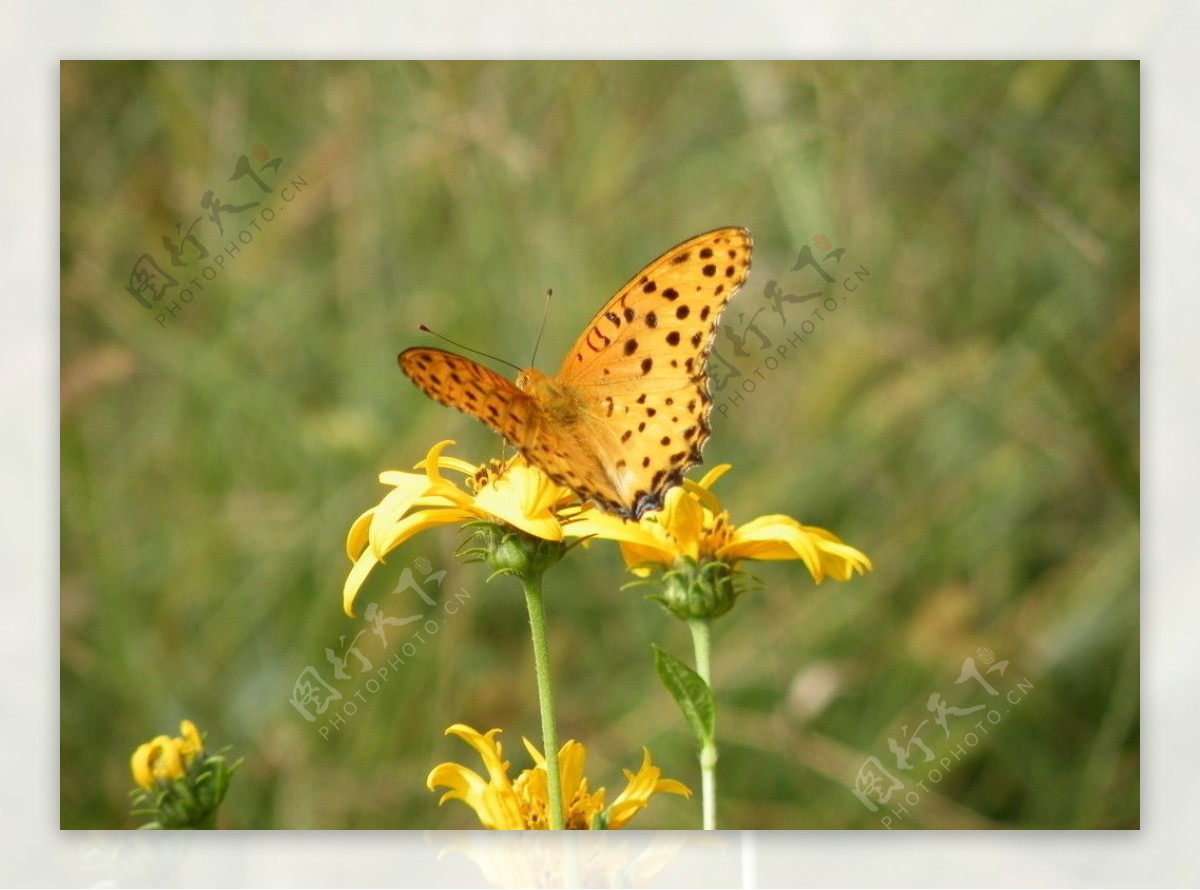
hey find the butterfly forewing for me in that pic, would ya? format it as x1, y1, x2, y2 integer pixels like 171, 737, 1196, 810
398, 347, 539, 445
556, 227, 753, 514
557, 227, 753, 386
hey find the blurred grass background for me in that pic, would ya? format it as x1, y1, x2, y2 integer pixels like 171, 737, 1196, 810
60, 61, 1138, 829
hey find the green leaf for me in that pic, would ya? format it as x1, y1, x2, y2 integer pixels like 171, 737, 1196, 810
653, 644, 715, 746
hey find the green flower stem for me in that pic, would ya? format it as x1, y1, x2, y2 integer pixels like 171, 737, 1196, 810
689, 617, 718, 830
523, 572, 564, 830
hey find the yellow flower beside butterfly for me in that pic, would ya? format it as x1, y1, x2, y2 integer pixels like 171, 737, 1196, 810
569, 463, 873, 613
427, 723, 690, 829
343, 439, 583, 616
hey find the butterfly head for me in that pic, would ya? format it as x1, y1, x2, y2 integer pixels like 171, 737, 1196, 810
514, 367, 551, 394
516, 368, 580, 425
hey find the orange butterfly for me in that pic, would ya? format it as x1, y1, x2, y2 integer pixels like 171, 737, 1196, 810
399, 227, 753, 519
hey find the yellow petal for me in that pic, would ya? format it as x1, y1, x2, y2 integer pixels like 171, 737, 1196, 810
444, 725, 512, 786
377, 469, 428, 488
618, 540, 677, 573
693, 463, 732, 492
804, 527, 874, 579
721, 514, 825, 579
426, 760, 487, 801
433, 455, 481, 477
367, 474, 443, 559
413, 439, 464, 486
520, 735, 546, 769
683, 464, 731, 514
130, 741, 160, 791
343, 548, 382, 617
178, 720, 203, 762
565, 511, 634, 541
659, 487, 704, 559
511, 463, 572, 518
654, 778, 692, 797
381, 506, 480, 552
567, 511, 659, 545
606, 748, 690, 829
566, 508, 680, 568
723, 516, 873, 583
344, 507, 375, 562
473, 466, 565, 541
556, 740, 588, 806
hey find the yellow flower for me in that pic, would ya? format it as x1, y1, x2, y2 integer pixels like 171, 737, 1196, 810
130, 736, 184, 792
343, 440, 583, 616
427, 723, 690, 830
129, 720, 205, 791
567, 464, 873, 583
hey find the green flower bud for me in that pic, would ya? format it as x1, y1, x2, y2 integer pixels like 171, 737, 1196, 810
652, 555, 741, 620
464, 521, 566, 581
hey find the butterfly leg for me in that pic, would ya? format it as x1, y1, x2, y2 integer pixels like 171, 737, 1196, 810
632, 490, 664, 520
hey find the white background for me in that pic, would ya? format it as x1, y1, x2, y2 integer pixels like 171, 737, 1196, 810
6, 0, 1192, 886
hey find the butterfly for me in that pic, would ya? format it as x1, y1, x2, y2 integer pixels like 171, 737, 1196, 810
399, 226, 753, 520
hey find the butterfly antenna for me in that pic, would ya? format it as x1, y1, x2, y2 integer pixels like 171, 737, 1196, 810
530, 288, 553, 368
416, 324, 523, 373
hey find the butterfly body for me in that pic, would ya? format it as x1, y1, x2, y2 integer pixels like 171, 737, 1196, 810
399, 227, 753, 519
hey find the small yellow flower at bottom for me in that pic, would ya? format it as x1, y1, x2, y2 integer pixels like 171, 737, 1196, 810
129, 719, 237, 829
130, 720, 204, 792
427, 723, 690, 829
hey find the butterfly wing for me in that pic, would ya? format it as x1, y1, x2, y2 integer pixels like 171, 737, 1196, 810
398, 347, 541, 445
555, 226, 753, 516
398, 347, 626, 511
